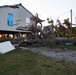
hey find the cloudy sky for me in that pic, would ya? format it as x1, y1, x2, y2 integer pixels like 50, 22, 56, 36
0, 0, 76, 26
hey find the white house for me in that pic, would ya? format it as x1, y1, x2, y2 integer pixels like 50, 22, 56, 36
0, 3, 36, 35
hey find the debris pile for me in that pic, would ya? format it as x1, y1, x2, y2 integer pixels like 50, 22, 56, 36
20, 24, 56, 48
19, 13, 56, 48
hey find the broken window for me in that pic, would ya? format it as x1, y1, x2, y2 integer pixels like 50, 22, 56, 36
8, 13, 14, 26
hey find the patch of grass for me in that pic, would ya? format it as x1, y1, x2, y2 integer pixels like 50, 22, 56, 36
0, 48, 76, 75
58, 45, 76, 50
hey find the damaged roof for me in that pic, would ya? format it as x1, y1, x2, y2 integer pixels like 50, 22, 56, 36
0, 3, 21, 9
0, 3, 34, 16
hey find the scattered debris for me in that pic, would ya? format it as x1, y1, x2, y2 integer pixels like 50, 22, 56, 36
65, 43, 73, 45
0, 41, 15, 54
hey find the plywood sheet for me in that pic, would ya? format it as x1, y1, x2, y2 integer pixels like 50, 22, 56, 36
0, 41, 15, 54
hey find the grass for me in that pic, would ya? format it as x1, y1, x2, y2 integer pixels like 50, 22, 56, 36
57, 44, 76, 50
0, 48, 76, 75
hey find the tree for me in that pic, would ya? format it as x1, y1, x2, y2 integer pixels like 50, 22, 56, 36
47, 18, 53, 24
63, 18, 71, 37
55, 19, 66, 37
47, 18, 54, 31
63, 18, 71, 28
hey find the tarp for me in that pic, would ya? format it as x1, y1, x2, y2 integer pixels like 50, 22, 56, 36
0, 41, 15, 54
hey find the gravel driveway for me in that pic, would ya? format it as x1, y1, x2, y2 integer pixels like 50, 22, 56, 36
30, 47, 76, 64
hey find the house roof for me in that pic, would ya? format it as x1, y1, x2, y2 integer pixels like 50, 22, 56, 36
0, 3, 34, 17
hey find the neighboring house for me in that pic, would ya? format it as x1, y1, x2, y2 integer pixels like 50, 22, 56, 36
0, 3, 36, 35
43, 25, 53, 34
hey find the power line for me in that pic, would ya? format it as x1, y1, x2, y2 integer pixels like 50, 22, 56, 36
53, 11, 70, 20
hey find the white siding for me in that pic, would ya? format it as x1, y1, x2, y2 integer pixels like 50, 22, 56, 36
0, 4, 35, 32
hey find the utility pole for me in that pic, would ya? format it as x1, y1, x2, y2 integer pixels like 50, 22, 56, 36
70, 9, 72, 38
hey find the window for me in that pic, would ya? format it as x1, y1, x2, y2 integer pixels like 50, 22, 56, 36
8, 13, 14, 26
26, 17, 30, 25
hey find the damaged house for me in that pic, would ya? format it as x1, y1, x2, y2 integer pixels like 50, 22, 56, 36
0, 3, 36, 38
0, 3, 55, 47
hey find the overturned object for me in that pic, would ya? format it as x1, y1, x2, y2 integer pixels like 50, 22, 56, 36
0, 41, 15, 54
